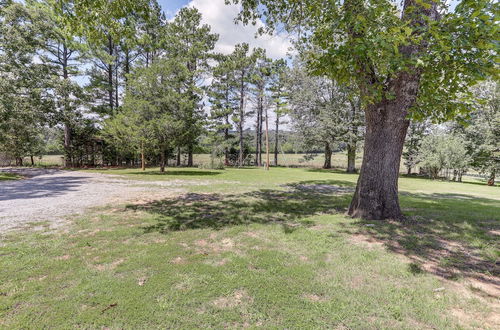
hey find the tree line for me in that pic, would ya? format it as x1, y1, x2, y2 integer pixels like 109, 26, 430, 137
0, 0, 367, 172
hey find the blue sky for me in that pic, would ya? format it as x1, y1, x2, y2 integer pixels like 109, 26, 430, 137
155, 0, 460, 59
157, 0, 188, 18
155, 0, 292, 59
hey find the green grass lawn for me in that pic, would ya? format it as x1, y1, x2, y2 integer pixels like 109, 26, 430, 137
1, 168, 498, 328
0, 172, 22, 180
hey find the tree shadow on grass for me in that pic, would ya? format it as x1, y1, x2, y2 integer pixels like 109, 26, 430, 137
127, 179, 355, 233
400, 174, 495, 187
127, 179, 499, 296
345, 192, 500, 297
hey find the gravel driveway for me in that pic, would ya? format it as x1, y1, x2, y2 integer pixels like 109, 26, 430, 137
0, 168, 189, 233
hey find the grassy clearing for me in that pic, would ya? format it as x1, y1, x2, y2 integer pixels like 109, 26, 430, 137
20, 155, 64, 167
0, 172, 22, 181
1, 167, 499, 328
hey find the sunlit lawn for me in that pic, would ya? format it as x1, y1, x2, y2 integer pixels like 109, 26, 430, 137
1, 167, 498, 328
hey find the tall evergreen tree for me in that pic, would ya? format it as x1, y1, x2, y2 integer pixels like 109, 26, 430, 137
269, 59, 288, 167
230, 43, 258, 167
208, 54, 239, 165
250, 49, 270, 167
28, 0, 85, 167
165, 7, 218, 167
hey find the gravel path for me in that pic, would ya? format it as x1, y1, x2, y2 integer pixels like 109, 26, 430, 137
0, 168, 192, 232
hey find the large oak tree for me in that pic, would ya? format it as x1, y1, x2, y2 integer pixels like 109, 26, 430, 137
228, 0, 498, 220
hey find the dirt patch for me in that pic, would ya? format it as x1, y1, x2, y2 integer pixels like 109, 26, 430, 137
193, 237, 241, 256
137, 276, 147, 286
452, 306, 500, 330
204, 258, 230, 267
91, 258, 125, 272
302, 293, 329, 302
349, 233, 385, 250
171, 257, 186, 264
212, 289, 253, 309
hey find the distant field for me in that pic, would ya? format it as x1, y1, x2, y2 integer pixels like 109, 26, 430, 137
15, 153, 489, 183
21, 155, 64, 167
193, 152, 359, 169
19, 153, 356, 169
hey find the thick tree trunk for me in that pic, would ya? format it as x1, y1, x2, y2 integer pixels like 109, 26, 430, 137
323, 142, 332, 169
187, 145, 193, 167
63, 124, 71, 167
176, 147, 181, 166
30, 156, 34, 166
407, 166, 412, 175
160, 149, 166, 173
346, 0, 438, 221
348, 101, 410, 220
488, 170, 495, 186
347, 143, 356, 173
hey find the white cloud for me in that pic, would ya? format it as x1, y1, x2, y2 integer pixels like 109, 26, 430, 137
185, 0, 292, 59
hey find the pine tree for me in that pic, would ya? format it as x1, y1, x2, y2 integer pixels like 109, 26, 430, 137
208, 54, 239, 165
165, 7, 218, 167
230, 43, 258, 167
269, 59, 288, 167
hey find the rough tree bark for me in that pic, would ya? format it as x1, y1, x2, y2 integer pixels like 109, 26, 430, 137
347, 144, 356, 173
187, 145, 193, 167
347, 0, 439, 220
348, 81, 414, 220
488, 170, 496, 186
323, 142, 332, 169
160, 148, 166, 173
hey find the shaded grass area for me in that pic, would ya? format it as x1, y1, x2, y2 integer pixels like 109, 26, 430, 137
1, 168, 499, 328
